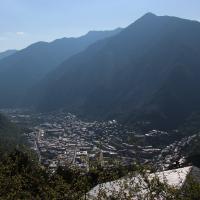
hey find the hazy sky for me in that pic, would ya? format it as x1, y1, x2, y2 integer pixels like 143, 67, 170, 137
1, 0, 200, 52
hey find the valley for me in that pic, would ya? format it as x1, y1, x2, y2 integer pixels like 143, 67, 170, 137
1, 109, 194, 172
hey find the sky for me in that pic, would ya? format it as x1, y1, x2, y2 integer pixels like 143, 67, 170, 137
1, 0, 200, 52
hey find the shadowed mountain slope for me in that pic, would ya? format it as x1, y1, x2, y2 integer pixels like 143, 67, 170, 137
36, 13, 200, 129
0, 29, 121, 107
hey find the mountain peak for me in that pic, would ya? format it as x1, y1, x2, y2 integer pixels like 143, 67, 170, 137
130, 12, 158, 26
143, 12, 157, 18
136, 12, 157, 22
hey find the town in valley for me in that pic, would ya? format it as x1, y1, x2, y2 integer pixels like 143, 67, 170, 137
1, 109, 195, 172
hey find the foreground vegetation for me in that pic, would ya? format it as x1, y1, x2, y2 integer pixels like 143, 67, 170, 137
0, 148, 135, 199
0, 114, 26, 153
0, 148, 200, 199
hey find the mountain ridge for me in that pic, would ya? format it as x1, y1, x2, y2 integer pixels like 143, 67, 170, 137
0, 49, 17, 60
0, 28, 122, 108
34, 13, 200, 129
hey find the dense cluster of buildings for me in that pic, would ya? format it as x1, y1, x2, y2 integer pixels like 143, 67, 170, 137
1, 109, 189, 172
26, 113, 139, 171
